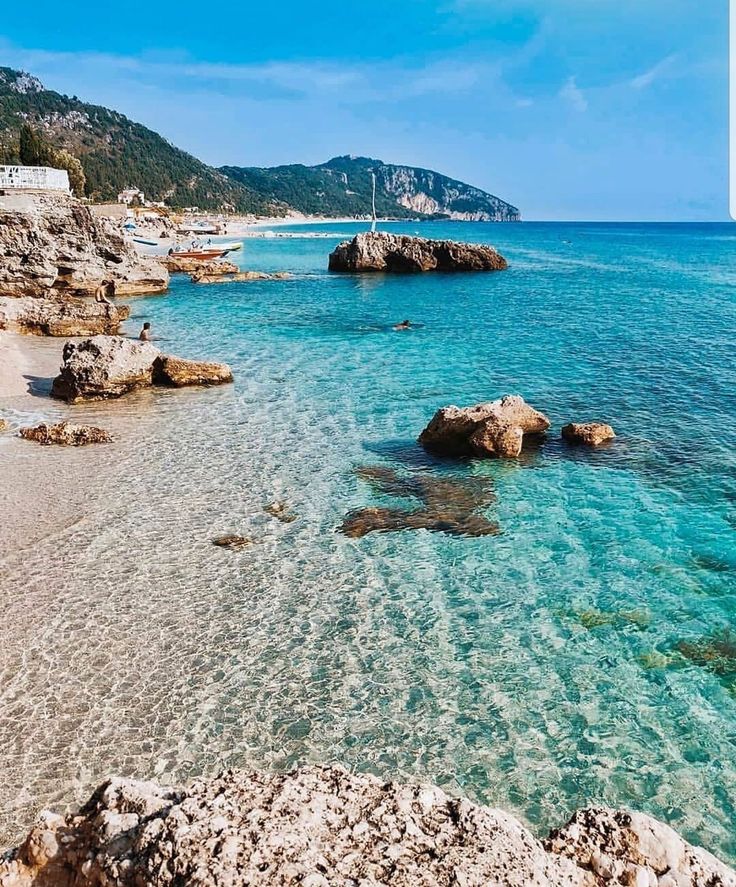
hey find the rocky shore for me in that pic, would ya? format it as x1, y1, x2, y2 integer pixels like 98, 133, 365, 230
0, 191, 168, 336
0, 765, 733, 887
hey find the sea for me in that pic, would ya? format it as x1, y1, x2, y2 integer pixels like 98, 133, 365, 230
1, 220, 735, 860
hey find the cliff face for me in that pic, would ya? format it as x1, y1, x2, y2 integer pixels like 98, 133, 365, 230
0, 191, 167, 335
222, 155, 521, 221
0, 765, 733, 887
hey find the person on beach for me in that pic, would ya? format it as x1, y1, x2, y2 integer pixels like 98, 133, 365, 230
393, 319, 412, 331
139, 322, 152, 342
94, 280, 113, 305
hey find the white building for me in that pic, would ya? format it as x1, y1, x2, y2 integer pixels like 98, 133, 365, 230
117, 188, 145, 205
0, 165, 70, 192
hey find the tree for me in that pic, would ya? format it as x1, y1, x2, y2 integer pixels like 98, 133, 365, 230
19, 124, 49, 166
54, 148, 86, 197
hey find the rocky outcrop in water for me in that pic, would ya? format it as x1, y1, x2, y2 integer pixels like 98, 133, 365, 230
0, 295, 130, 336
160, 256, 239, 275
0, 765, 732, 887
50, 336, 233, 403
328, 232, 507, 273
340, 466, 498, 537
19, 422, 112, 446
419, 395, 551, 458
561, 422, 616, 446
0, 192, 168, 299
191, 270, 292, 283
155, 355, 234, 388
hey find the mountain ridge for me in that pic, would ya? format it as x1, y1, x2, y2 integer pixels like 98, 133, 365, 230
0, 67, 520, 220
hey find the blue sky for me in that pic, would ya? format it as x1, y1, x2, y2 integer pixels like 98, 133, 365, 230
0, 0, 729, 220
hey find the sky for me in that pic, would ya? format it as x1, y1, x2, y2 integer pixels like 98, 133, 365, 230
0, 0, 729, 220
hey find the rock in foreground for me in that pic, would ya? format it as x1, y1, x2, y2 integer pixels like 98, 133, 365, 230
1, 765, 733, 887
51, 336, 233, 403
419, 395, 551, 458
19, 422, 112, 446
562, 422, 616, 446
328, 231, 507, 272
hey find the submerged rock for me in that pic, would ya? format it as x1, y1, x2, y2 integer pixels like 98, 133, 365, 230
341, 466, 498, 538
675, 627, 736, 681
212, 535, 255, 550
19, 422, 112, 446
264, 501, 298, 523
0, 296, 130, 336
562, 422, 615, 446
51, 336, 234, 403
154, 355, 234, 387
0, 765, 733, 887
419, 395, 551, 458
328, 231, 507, 273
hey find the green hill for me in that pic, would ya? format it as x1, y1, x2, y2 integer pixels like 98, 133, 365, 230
221, 155, 520, 221
0, 67, 520, 220
0, 67, 272, 212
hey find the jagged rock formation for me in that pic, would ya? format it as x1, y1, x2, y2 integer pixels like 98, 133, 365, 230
222, 155, 521, 221
561, 422, 616, 446
419, 395, 551, 458
0, 765, 732, 887
0, 295, 129, 336
328, 232, 507, 273
191, 270, 292, 283
19, 422, 112, 446
0, 192, 168, 299
50, 336, 233, 403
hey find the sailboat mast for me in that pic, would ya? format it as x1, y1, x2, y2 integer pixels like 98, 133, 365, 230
370, 171, 377, 233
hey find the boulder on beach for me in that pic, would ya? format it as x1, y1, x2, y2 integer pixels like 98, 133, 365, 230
154, 355, 234, 388
561, 422, 616, 446
419, 395, 551, 458
0, 296, 130, 337
51, 336, 160, 403
51, 336, 234, 403
0, 764, 733, 887
328, 231, 507, 273
19, 422, 112, 446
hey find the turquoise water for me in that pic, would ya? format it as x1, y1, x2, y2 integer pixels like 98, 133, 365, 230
1, 221, 736, 859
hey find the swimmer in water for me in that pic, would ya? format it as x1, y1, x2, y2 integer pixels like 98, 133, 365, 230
393, 319, 412, 331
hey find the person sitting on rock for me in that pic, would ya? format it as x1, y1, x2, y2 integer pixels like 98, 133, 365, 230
139, 322, 152, 342
94, 280, 113, 305
393, 319, 412, 331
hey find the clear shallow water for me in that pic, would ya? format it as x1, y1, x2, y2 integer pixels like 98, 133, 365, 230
1, 221, 736, 859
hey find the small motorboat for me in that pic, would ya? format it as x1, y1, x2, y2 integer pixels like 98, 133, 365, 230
133, 237, 159, 246
217, 241, 243, 251
171, 249, 228, 260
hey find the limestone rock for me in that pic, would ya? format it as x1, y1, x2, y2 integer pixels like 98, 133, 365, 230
0, 191, 168, 299
561, 422, 615, 446
51, 336, 160, 403
1, 766, 733, 887
50, 336, 234, 402
153, 355, 233, 387
419, 395, 551, 458
162, 256, 238, 275
191, 270, 292, 283
328, 231, 507, 272
0, 296, 130, 336
19, 422, 112, 446
212, 535, 255, 550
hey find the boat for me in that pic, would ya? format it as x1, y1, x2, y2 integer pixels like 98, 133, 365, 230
133, 237, 159, 246
216, 241, 243, 251
170, 249, 228, 260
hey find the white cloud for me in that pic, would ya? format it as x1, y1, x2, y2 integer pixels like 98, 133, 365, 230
629, 54, 678, 89
559, 76, 588, 111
